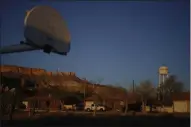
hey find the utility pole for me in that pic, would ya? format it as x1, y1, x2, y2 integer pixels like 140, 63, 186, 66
132, 80, 135, 93
84, 83, 86, 100
124, 82, 129, 115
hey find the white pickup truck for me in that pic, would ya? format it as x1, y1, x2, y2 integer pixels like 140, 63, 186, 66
84, 102, 106, 112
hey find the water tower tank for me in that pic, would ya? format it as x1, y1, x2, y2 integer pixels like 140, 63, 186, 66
159, 66, 168, 75
158, 66, 169, 87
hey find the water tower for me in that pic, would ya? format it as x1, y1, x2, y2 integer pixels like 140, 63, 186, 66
158, 66, 169, 87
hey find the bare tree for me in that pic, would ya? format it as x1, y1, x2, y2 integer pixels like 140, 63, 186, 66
30, 74, 52, 115
96, 77, 104, 84
80, 82, 88, 100
158, 75, 184, 102
136, 80, 156, 112
0, 87, 16, 120
163, 75, 183, 93
89, 77, 104, 89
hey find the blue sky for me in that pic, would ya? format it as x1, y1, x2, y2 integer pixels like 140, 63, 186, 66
1, 0, 190, 89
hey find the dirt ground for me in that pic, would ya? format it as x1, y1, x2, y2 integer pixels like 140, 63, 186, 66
1, 111, 190, 127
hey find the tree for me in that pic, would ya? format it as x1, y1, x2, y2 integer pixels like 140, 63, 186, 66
96, 77, 104, 84
115, 86, 127, 93
81, 82, 88, 100
0, 86, 16, 120
89, 77, 104, 89
158, 75, 184, 102
137, 80, 156, 101
163, 75, 183, 93
28, 74, 52, 115
136, 80, 157, 112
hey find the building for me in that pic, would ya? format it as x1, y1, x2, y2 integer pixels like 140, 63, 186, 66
172, 92, 190, 113
24, 96, 61, 110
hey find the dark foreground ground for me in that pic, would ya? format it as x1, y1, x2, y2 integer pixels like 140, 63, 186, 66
1, 112, 190, 127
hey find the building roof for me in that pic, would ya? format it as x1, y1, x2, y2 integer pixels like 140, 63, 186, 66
172, 92, 190, 101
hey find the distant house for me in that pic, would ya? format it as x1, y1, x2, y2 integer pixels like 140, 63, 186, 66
24, 95, 61, 110
172, 92, 190, 113
144, 92, 190, 113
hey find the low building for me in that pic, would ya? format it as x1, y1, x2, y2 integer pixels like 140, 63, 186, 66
172, 92, 190, 113
24, 95, 61, 110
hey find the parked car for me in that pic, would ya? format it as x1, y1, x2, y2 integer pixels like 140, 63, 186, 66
84, 103, 106, 112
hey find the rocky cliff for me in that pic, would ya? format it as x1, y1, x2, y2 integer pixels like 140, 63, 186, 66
0, 65, 76, 76
0, 64, 126, 99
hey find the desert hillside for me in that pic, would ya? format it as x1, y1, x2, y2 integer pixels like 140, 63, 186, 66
0, 64, 126, 99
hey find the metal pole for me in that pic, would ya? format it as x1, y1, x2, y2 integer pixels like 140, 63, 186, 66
159, 74, 160, 87
124, 82, 129, 114
84, 84, 86, 100
133, 80, 134, 93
